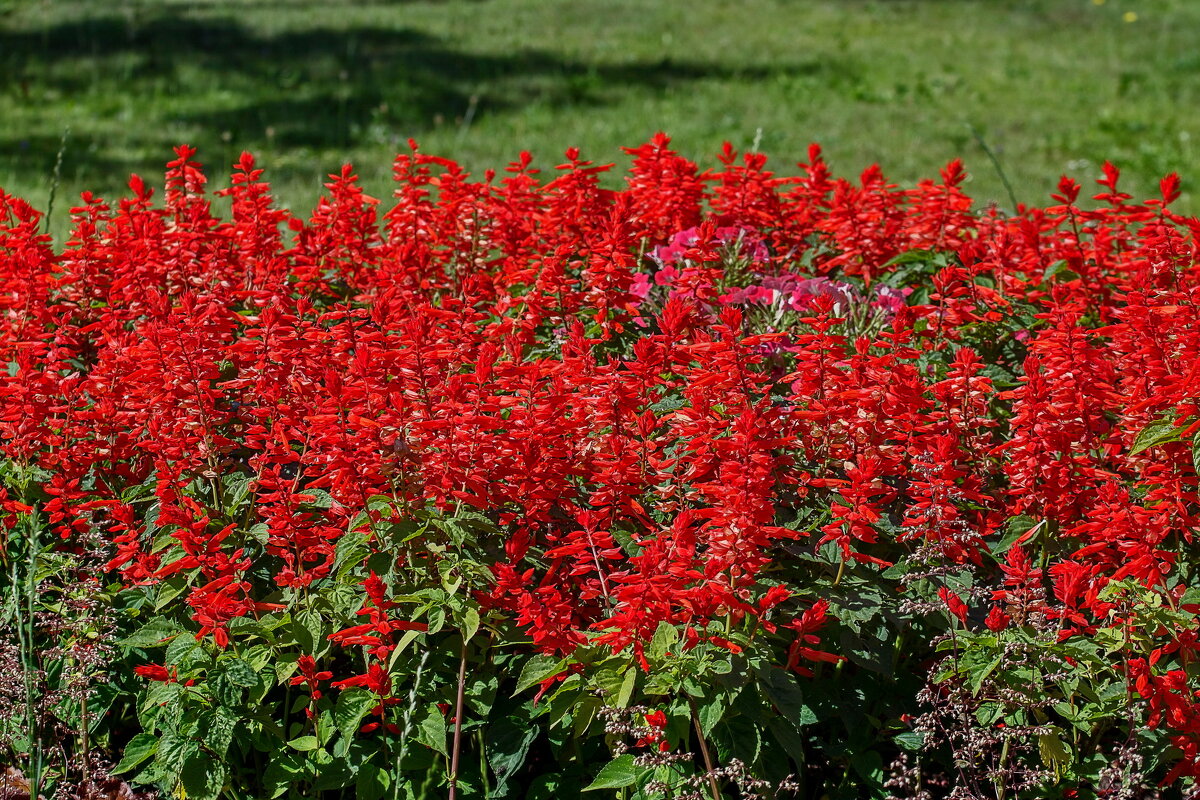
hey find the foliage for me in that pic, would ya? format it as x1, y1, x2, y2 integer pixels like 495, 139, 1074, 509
2, 137, 1200, 799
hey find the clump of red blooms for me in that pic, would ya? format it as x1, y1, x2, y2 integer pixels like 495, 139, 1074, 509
5, 134, 1200, 789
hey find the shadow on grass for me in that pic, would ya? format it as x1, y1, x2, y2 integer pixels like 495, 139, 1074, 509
0, 9, 848, 191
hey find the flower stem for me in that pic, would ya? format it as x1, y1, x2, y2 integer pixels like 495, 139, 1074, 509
688, 696, 722, 800
448, 639, 468, 800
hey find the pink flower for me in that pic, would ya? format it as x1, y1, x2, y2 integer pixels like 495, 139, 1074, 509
651, 225, 768, 267
871, 286, 910, 317
788, 278, 859, 311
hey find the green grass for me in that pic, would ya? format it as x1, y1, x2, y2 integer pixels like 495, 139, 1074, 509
3, 0, 1200, 236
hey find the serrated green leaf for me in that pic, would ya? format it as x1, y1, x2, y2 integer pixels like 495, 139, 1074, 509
287, 735, 320, 752
199, 707, 237, 756
163, 632, 202, 670
209, 670, 243, 707
112, 733, 157, 774
1042, 260, 1080, 284
759, 667, 817, 727
515, 654, 564, 695
1038, 731, 1071, 774
463, 606, 481, 643
394, 626, 424, 655
119, 618, 184, 649
335, 687, 377, 743
1130, 417, 1186, 455
150, 732, 196, 783
648, 621, 677, 660
293, 608, 326, 655
975, 703, 1004, 727
583, 754, 642, 791
154, 576, 189, 611
991, 515, 1039, 558
970, 654, 1004, 696
426, 604, 446, 635
181, 752, 225, 800
486, 710, 539, 795
222, 657, 259, 688
417, 704, 448, 756
697, 696, 726, 737
355, 762, 392, 800
616, 666, 636, 708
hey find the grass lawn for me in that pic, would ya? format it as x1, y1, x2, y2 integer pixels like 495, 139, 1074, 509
2, 0, 1199, 235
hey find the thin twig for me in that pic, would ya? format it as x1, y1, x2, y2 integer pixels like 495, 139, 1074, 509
44, 126, 69, 236
456, 95, 479, 145
394, 650, 430, 800
966, 121, 1019, 213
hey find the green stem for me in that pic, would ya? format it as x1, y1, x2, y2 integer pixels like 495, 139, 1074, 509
995, 735, 1011, 800
19, 514, 44, 797
476, 729, 488, 797
448, 639, 468, 800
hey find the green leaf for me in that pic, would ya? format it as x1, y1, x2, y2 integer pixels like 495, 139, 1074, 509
394, 626, 424, 655
164, 632, 203, 669
463, 606, 481, 643
697, 695, 726, 737
304, 488, 334, 509
119, 618, 184, 649
287, 735, 321, 752
515, 654, 564, 695
1130, 417, 1186, 455
355, 762, 392, 800
486, 709, 539, 794
583, 754, 642, 791
759, 667, 817, 727
767, 716, 807, 763
1042, 260, 1080, 284
648, 621, 677, 660
221, 473, 254, 515
851, 749, 884, 786
334, 529, 371, 581
616, 666, 636, 708
1038, 731, 1071, 774
991, 515, 1039, 558
713, 712, 762, 764
210, 670, 244, 708
154, 576, 190, 611
650, 395, 686, 414
417, 704, 448, 756
198, 707, 237, 756
293, 609, 326, 655
573, 696, 599, 738
181, 752, 225, 800
970, 654, 1004, 696
426, 604, 447, 635
113, 733, 158, 774
222, 657, 259, 688
262, 753, 306, 799
149, 733, 197, 784
334, 687, 377, 743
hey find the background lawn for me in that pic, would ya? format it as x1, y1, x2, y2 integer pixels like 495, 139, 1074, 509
2, 0, 1199, 236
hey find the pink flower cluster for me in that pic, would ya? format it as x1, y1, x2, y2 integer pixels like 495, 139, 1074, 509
632, 225, 909, 329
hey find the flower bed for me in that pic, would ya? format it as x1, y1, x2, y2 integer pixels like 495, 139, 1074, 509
3, 136, 1200, 799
